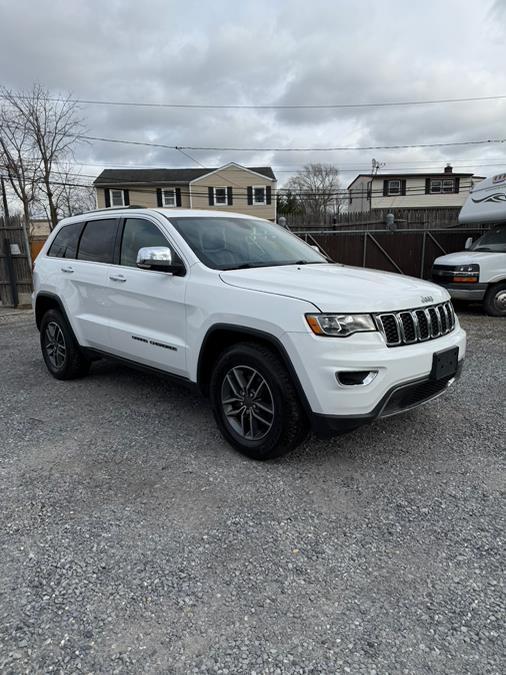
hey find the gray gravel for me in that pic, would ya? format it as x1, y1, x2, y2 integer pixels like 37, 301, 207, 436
0, 308, 504, 674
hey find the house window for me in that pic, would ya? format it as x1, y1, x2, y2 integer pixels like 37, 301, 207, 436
430, 178, 454, 194
253, 186, 266, 204
214, 187, 228, 205
387, 180, 401, 196
162, 188, 176, 207
110, 189, 125, 207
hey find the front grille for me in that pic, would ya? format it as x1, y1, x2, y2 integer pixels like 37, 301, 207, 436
375, 301, 455, 347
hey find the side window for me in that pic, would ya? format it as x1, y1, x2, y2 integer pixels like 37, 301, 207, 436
47, 222, 84, 258
77, 219, 118, 264
120, 218, 170, 267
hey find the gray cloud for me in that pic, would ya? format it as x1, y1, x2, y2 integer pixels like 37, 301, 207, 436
0, 0, 505, 187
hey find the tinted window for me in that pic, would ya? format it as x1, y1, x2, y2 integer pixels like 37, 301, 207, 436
77, 219, 118, 263
47, 223, 84, 258
120, 218, 169, 267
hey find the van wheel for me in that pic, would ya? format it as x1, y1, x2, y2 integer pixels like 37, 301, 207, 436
483, 282, 506, 317
210, 342, 308, 460
40, 309, 90, 380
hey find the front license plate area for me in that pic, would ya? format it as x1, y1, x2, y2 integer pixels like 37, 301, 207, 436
431, 346, 459, 381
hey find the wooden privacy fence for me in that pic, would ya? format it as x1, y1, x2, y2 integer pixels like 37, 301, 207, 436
298, 226, 488, 280
284, 206, 463, 230
0, 215, 33, 307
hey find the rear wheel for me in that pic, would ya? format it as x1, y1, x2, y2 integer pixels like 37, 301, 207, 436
40, 309, 90, 380
483, 282, 506, 317
210, 342, 308, 460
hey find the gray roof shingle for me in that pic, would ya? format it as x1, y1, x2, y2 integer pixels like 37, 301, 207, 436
94, 166, 276, 185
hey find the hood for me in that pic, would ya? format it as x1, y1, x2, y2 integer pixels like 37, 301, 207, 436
434, 251, 500, 265
219, 264, 449, 313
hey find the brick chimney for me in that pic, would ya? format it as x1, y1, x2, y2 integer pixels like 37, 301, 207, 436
444, 164, 453, 174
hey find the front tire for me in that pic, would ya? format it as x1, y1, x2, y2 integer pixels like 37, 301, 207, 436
483, 282, 506, 317
40, 309, 90, 380
210, 342, 308, 460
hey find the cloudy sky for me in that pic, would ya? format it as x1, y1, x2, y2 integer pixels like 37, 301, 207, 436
1, 0, 505, 188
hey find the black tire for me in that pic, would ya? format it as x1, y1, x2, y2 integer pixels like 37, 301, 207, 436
209, 342, 308, 460
483, 282, 506, 317
40, 308, 90, 380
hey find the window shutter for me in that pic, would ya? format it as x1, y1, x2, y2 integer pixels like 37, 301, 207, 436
176, 188, 182, 206
208, 187, 214, 206
227, 186, 233, 205
156, 188, 163, 207
383, 180, 388, 196
247, 186, 253, 205
401, 179, 406, 196
454, 177, 460, 193
266, 186, 272, 205
123, 190, 130, 206
104, 188, 111, 208
425, 178, 431, 194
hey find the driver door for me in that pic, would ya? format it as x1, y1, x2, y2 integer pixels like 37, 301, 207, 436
106, 216, 188, 377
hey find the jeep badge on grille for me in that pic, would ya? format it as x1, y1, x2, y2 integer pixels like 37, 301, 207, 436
421, 296, 434, 303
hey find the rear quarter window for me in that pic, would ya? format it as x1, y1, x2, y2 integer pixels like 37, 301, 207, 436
77, 219, 118, 264
47, 222, 84, 259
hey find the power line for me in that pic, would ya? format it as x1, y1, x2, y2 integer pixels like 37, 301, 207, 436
2, 92, 506, 110
76, 133, 506, 153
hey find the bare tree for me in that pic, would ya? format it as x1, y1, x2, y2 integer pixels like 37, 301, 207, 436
285, 163, 345, 221
0, 100, 39, 231
0, 84, 85, 229
38, 162, 96, 219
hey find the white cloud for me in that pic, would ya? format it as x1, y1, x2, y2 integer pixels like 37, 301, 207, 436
0, 0, 505, 186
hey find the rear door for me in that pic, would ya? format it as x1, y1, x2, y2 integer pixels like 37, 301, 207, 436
70, 217, 120, 349
105, 216, 188, 376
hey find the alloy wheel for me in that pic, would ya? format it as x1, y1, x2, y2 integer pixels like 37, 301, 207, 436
221, 365, 275, 440
44, 321, 66, 369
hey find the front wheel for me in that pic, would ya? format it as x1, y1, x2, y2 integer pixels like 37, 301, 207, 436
483, 282, 506, 317
210, 342, 308, 460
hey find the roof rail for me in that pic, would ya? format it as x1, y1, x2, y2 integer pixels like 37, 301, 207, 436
72, 205, 147, 217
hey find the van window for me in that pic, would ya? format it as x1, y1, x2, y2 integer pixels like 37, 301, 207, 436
120, 218, 169, 267
470, 225, 506, 253
77, 219, 118, 263
47, 223, 84, 259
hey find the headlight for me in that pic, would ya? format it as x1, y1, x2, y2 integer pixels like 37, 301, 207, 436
305, 313, 376, 337
456, 264, 479, 273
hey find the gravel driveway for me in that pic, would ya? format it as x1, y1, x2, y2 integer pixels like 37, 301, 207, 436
0, 309, 504, 674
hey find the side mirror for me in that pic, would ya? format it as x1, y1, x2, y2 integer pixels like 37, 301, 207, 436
464, 237, 473, 250
136, 246, 185, 274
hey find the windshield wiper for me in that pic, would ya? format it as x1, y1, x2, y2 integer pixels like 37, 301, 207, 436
221, 263, 267, 270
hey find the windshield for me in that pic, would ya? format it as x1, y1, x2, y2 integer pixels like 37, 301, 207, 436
470, 225, 506, 253
166, 216, 328, 270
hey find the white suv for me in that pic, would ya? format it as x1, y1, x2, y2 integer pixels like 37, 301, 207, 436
33, 208, 466, 459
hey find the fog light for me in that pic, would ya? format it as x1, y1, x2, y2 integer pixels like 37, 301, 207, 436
336, 370, 378, 386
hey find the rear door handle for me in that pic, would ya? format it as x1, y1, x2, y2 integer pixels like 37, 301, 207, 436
109, 274, 127, 282
61, 266, 74, 273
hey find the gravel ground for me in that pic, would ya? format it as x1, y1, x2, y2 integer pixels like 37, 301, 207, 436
0, 308, 504, 674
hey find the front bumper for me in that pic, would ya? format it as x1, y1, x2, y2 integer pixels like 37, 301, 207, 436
310, 362, 463, 437
283, 323, 466, 427
433, 282, 487, 302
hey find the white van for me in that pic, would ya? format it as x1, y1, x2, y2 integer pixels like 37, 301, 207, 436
432, 173, 506, 316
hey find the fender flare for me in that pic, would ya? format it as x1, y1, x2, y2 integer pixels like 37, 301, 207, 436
34, 292, 79, 343
197, 323, 312, 416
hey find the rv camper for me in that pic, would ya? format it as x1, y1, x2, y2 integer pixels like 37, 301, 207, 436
432, 173, 506, 316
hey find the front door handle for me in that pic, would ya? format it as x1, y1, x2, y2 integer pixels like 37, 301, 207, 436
109, 274, 127, 282
61, 266, 74, 273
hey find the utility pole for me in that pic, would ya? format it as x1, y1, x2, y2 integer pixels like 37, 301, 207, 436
1, 175, 9, 222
